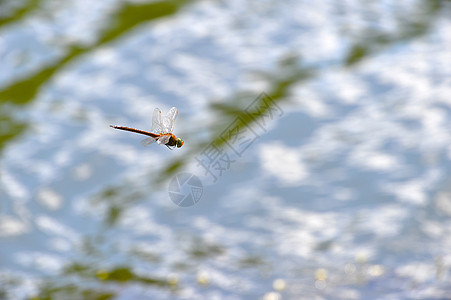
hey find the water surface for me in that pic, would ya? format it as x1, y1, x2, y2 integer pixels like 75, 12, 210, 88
1, 0, 450, 299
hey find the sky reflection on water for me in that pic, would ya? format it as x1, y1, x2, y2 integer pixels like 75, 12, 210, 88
1, 0, 451, 299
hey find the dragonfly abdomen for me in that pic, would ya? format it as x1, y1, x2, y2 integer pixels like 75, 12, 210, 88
110, 125, 159, 138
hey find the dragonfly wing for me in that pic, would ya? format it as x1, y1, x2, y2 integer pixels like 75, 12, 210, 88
141, 137, 157, 146
163, 107, 178, 133
151, 108, 165, 133
157, 134, 170, 145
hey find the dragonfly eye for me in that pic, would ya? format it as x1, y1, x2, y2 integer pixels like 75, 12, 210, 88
176, 138, 184, 148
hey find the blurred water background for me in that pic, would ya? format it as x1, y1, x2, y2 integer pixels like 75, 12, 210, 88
1, 0, 451, 299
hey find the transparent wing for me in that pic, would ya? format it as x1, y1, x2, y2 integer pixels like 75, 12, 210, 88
141, 137, 157, 146
157, 134, 170, 145
151, 108, 165, 133
163, 107, 178, 133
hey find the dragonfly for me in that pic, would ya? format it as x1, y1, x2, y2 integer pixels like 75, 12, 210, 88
110, 106, 184, 149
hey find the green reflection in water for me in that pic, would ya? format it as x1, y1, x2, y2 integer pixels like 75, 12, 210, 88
345, 0, 448, 66
0, 108, 27, 154
0, 0, 42, 28
96, 266, 172, 286
91, 185, 145, 227
238, 255, 266, 268
30, 284, 115, 300
188, 237, 226, 259
29, 263, 177, 299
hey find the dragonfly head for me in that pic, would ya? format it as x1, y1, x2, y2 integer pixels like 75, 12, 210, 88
176, 138, 184, 148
